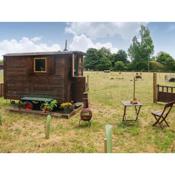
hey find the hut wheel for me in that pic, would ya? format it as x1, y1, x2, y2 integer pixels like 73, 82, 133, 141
24, 101, 33, 110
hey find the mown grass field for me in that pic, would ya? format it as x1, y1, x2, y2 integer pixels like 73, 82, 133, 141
0, 71, 175, 153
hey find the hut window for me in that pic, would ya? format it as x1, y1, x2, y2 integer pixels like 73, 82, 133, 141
34, 58, 47, 72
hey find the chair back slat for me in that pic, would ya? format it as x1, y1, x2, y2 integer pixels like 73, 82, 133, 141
162, 101, 175, 117
165, 101, 175, 108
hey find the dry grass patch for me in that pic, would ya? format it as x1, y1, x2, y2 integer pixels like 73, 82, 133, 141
0, 72, 175, 152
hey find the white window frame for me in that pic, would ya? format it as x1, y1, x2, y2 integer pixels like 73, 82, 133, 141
34, 57, 47, 73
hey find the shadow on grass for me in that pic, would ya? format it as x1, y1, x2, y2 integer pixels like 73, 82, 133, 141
114, 121, 140, 136
74, 121, 91, 129
117, 121, 140, 128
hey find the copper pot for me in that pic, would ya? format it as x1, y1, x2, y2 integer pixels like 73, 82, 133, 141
80, 108, 92, 121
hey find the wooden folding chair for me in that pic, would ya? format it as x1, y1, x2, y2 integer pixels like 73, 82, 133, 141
151, 101, 175, 128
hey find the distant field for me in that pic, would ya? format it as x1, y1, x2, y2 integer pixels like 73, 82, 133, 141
0, 71, 175, 152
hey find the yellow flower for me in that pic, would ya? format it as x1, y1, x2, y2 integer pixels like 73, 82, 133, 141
60, 102, 72, 109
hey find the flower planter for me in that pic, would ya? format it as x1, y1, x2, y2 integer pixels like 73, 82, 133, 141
63, 108, 73, 114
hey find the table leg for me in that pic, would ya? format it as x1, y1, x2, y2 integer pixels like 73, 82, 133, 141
122, 106, 127, 121
135, 106, 142, 121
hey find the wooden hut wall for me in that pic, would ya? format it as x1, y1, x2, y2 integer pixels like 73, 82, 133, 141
4, 55, 65, 101
64, 55, 72, 102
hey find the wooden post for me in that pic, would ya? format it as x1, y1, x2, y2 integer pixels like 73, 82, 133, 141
87, 75, 89, 91
153, 72, 157, 103
104, 124, 112, 153
0, 114, 2, 125
133, 77, 136, 100
45, 115, 51, 139
72, 54, 75, 77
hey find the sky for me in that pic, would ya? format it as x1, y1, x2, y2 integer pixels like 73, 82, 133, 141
0, 22, 175, 58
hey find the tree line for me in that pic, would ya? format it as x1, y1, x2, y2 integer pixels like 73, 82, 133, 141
85, 25, 175, 72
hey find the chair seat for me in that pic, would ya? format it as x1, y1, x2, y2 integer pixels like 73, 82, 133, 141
151, 110, 163, 117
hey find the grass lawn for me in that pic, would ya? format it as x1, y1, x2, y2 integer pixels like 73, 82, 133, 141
0, 71, 175, 153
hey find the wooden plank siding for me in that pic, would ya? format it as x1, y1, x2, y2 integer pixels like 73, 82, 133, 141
64, 54, 72, 102
4, 55, 66, 102
3, 51, 85, 103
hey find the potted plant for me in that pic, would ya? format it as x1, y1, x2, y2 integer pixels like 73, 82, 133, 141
60, 102, 73, 114
41, 100, 57, 113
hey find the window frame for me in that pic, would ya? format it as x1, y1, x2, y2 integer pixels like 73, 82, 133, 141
34, 57, 48, 73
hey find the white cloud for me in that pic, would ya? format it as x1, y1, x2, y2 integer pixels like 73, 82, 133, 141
0, 35, 117, 60
65, 22, 147, 40
31, 36, 42, 42
0, 37, 61, 57
69, 34, 118, 53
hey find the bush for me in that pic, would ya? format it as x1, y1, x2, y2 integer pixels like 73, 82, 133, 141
113, 61, 126, 71
149, 61, 165, 72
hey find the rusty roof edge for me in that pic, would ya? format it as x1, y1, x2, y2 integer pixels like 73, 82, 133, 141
3, 50, 85, 57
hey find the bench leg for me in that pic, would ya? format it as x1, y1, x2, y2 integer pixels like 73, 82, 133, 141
122, 106, 127, 121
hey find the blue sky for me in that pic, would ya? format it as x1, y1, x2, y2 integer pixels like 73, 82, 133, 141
0, 22, 175, 58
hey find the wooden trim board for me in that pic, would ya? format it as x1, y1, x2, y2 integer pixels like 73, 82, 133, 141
8, 105, 82, 119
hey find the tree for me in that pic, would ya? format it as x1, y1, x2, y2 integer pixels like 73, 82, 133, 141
98, 47, 111, 58
84, 48, 99, 70
96, 48, 112, 70
149, 61, 165, 72
128, 25, 154, 71
113, 61, 126, 71
112, 50, 128, 66
156, 51, 175, 71
85, 47, 112, 71
127, 61, 148, 71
